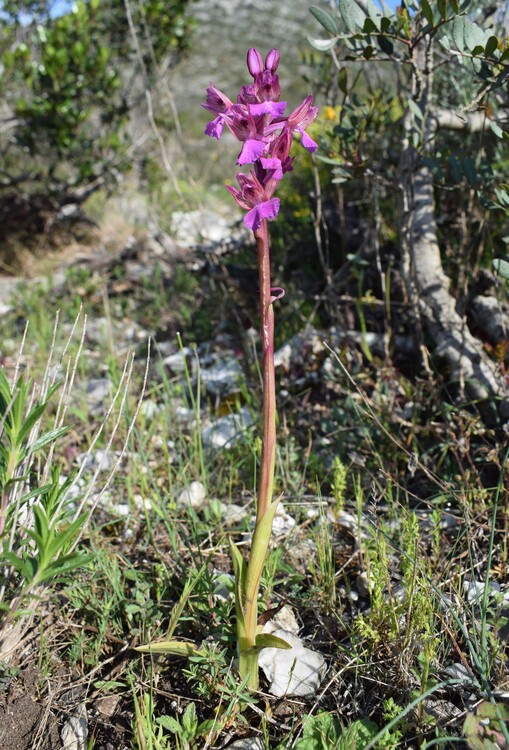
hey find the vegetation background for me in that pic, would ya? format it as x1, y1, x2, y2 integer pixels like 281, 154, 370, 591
0, 0, 508, 748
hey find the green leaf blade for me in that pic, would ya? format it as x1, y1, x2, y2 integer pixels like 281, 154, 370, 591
309, 5, 338, 35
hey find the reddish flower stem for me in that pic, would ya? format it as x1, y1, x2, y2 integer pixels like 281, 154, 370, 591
255, 219, 276, 520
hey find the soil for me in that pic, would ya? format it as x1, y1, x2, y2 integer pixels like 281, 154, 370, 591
0, 667, 60, 750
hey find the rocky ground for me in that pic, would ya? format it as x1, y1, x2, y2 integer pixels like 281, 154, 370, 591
0, 209, 508, 750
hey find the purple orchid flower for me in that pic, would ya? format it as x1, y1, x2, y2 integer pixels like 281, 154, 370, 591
226, 170, 280, 231
203, 48, 318, 229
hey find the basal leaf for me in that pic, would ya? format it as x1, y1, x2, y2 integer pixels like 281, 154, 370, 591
244, 633, 293, 653
182, 702, 197, 735
31, 426, 70, 454
157, 715, 181, 733
135, 640, 205, 656
40, 553, 94, 583
309, 5, 338, 36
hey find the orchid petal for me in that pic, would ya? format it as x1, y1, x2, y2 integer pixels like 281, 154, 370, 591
247, 48, 264, 77
244, 198, 280, 231
288, 95, 319, 130
298, 128, 318, 153
260, 157, 283, 181
202, 85, 233, 115
237, 139, 266, 165
265, 49, 280, 73
205, 116, 225, 139
250, 101, 286, 118
225, 184, 252, 211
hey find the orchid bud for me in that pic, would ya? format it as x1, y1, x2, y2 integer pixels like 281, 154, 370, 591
265, 48, 280, 73
247, 48, 263, 77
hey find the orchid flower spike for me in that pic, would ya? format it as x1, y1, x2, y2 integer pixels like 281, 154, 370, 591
203, 48, 319, 230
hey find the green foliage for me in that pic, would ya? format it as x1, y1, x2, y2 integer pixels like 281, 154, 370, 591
308, 0, 509, 282
291, 712, 378, 750
0, 0, 194, 208
0, 362, 92, 619
157, 702, 216, 750
3, 471, 92, 588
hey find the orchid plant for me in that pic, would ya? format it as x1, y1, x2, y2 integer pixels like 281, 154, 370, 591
137, 48, 318, 691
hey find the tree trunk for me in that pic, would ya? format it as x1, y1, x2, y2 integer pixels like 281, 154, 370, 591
399, 37, 509, 426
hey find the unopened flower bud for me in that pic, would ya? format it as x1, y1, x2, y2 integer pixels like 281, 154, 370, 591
247, 48, 263, 77
265, 48, 280, 73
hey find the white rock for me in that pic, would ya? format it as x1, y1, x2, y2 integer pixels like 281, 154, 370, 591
0, 302, 12, 316
201, 407, 253, 448
226, 738, 264, 750
272, 504, 296, 535
356, 572, 372, 598
219, 501, 248, 525
444, 662, 478, 686
258, 627, 327, 697
85, 378, 113, 410
274, 342, 293, 370
61, 705, 88, 750
201, 356, 243, 395
177, 480, 207, 510
464, 580, 500, 603
141, 400, 161, 420
264, 605, 300, 635
163, 347, 193, 374
84, 317, 111, 345
171, 209, 235, 246
76, 448, 120, 472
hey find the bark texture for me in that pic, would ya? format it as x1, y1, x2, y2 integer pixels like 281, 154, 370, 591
400, 38, 509, 425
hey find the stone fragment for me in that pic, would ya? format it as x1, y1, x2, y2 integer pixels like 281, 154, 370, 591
219, 501, 248, 525
85, 378, 113, 410
226, 738, 264, 750
177, 480, 207, 510
258, 628, 326, 697
264, 605, 300, 635
201, 407, 253, 448
201, 356, 243, 396
163, 347, 193, 375
61, 704, 88, 750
